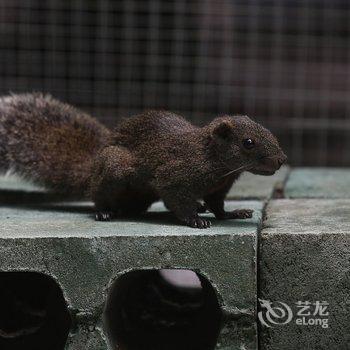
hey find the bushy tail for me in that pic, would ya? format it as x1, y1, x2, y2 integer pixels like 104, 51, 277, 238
0, 93, 111, 195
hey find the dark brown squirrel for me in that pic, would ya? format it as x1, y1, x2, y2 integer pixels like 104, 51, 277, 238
0, 93, 287, 228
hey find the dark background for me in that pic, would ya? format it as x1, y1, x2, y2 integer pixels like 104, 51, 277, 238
0, 0, 349, 166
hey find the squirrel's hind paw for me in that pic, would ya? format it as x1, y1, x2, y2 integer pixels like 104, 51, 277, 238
233, 209, 254, 219
217, 209, 254, 220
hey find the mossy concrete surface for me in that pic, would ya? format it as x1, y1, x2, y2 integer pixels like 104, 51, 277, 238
260, 199, 350, 350
285, 167, 350, 198
0, 200, 263, 350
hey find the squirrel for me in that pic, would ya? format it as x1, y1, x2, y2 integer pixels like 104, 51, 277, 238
0, 93, 287, 228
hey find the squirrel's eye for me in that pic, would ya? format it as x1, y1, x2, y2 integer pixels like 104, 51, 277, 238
243, 138, 255, 150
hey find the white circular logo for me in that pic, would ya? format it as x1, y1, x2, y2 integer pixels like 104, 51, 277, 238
258, 298, 293, 327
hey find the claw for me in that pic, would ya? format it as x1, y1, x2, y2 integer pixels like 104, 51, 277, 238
95, 211, 113, 221
186, 216, 212, 229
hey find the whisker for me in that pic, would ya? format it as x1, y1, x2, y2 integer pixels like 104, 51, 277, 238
221, 160, 257, 178
206, 166, 230, 175
207, 152, 281, 177
214, 153, 281, 178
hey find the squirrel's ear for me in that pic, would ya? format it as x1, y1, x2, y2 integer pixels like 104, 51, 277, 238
212, 121, 233, 140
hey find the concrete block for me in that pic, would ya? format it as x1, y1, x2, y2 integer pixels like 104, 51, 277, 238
0, 200, 263, 350
259, 199, 350, 350
227, 166, 289, 200
285, 168, 350, 198
66, 326, 107, 350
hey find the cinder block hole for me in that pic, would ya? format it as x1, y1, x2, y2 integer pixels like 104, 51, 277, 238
104, 269, 222, 350
0, 272, 71, 350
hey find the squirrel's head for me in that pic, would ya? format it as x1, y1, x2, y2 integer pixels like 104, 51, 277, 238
208, 115, 287, 176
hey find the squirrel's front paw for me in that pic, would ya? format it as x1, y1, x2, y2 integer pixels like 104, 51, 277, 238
95, 211, 114, 221
185, 216, 211, 229
217, 209, 254, 220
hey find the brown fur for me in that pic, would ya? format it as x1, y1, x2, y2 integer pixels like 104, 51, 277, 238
0, 95, 286, 228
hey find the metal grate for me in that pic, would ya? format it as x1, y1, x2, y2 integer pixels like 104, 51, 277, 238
0, 0, 349, 166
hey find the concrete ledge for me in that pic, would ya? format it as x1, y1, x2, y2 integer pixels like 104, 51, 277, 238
285, 168, 350, 199
0, 200, 263, 350
259, 199, 350, 350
